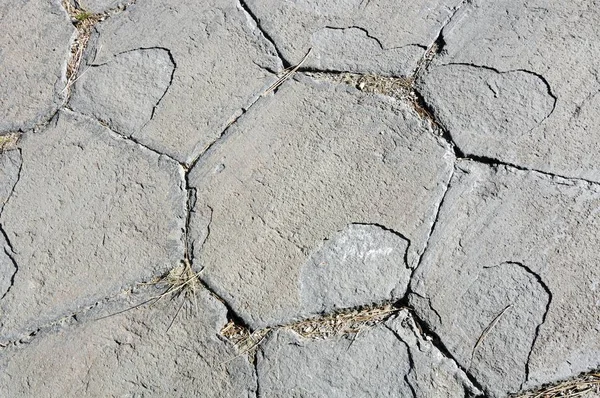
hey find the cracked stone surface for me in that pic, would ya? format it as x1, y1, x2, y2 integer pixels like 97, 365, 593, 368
418, 0, 600, 182
410, 161, 600, 397
1, 0, 600, 396
77, 0, 281, 164
0, 111, 186, 340
0, 0, 75, 133
245, 0, 464, 75
188, 76, 453, 328
257, 309, 477, 397
0, 286, 256, 396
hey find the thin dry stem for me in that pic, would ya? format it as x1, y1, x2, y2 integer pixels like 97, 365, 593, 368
515, 372, 600, 398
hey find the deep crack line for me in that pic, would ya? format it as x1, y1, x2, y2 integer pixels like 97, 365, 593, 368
0, 224, 18, 301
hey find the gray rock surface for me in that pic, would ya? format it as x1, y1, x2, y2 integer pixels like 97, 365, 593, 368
256, 309, 476, 397
0, 233, 16, 300
245, 0, 464, 75
410, 161, 600, 396
0, 111, 186, 339
301, 224, 411, 314
70, 48, 175, 136
0, 0, 75, 133
418, 0, 600, 182
74, 0, 125, 14
0, 287, 256, 397
188, 76, 453, 328
79, 0, 281, 164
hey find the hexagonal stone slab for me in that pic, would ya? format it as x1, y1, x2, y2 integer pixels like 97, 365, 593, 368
0, 287, 256, 396
0, 111, 186, 339
0, 0, 75, 132
256, 310, 478, 397
418, 0, 600, 182
188, 76, 453, 328
410, 161, 600, 397
76, 0, 281, 164
245, 0, 464, 75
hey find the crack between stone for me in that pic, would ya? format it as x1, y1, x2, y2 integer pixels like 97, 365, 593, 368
351, 222, 411, 270
63, 108, 184, 167
322, 25, 425, 53
498, 261, 553, 390
408, 309, 486, 394
0, 148, 23, 216
383, 325, 418, 398
0, 225, 18, 301
237, 0, 290, 68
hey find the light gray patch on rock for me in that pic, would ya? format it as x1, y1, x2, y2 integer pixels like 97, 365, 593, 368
418, 64, 555, 156
0, 287, 256, 396
88, 0, 281, 164
421, 0, 600, 181
0, 111, 186, 339
0, 0, 75, 132
256, 309, 476, 397
0, 149, 22, 214
410, 161, 600, 396
70, 48, 175, 137
300, 224, 410, 315
245, 0, 464, 75
188, 76, 454, 328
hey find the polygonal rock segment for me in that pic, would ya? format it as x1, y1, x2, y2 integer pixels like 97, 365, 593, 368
0, 0, 75, 132
0, 149, 21, 214
418, 64, 555, 157
188, 77, 453, 328
423, 0, 600, 181
70, 48, 175, 136
245, 0, 463, 75
89, 0, 281, 164
410, 162, 600, 396
300, 224, 411, 314
0, 111, 186, 339
256, 326, 414, 397
0, 288, 256, 396
385, 310, 481, 397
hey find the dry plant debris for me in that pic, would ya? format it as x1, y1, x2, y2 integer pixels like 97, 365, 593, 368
0, 133, 20, 152
515, 372, 600, 398
221, 303, 401, 355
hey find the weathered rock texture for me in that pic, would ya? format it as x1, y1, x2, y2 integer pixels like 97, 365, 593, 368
418, 0, 600, 182
0, 111, 186, 339
74, 0, 125, 14
0, 287, 256, 396
0, 0, 75, 132
245, 0, 464, 75
76, 0, 281, 163
257, 309, 477, 397
410, 161, 600, 396
0, 149, 21, 214
188, 76, 453, 328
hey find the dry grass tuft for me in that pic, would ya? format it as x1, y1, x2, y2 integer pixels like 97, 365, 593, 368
287, 304, 401, 339
515, 372, 600, 398
0, 133, 20, 152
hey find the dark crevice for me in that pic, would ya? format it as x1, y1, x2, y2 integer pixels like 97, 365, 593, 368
323, 25, 385, 50
199, 276, 253, 331
0, 225, 18, 301
1, 148, 23, 215
409, 310, 486, 394
409, 291, 442, 325
63, 108, 184, 167
254, 354, 262, 398
384, 325, 418, 398
499, 262, 553, 390
183, 176, 197, 266
237, 0, 290, 68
